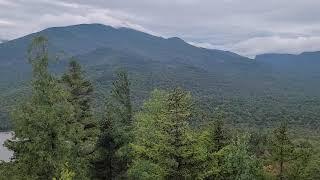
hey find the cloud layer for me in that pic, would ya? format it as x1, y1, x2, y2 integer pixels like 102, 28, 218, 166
1, 0, 320, 57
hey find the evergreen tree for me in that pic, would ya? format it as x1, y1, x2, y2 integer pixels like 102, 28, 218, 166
128, 89, 169, 179
61, 59, 99, 179
201, 111, 229, 179
166, 88, 195, 179
53, 163, 76, 180
62, 59, 95, 129
109, 70, 133, 126
269, 122, 294, 180
218, 134, 264, 180
210, 111, 229, 153
130, 88, 204, 179
94, 70, 133, 179
211, 119, 225, 152
5, 36, 74, 179
300, 153, 320, 180
0, 161, 19, 179
93, 111, 116, 180
248, 130, 268, 158
287, 140, 314, 179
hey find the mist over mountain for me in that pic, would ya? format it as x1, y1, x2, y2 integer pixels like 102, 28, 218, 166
0, 39, 7, 43
0, 24, 320, 130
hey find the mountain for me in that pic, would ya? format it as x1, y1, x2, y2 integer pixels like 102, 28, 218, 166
0, 23, 258, 101
0, 24, 319, 131
0, 24, 250, 66
256, 51, 320, 68
255, 52, 320, 95
0, 23, 252, 92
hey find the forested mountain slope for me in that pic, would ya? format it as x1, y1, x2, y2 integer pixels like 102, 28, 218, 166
0, 24, 319, 132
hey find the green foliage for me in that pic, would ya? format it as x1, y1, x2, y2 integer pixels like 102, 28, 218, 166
1, 23, 320, 134
287, 140, 314, 179
299, 153, 320, 180
269, 122, 294, 179
217, 134, 264, 180
107, 70, 133, 152
0, 161, 20, 179
53, 163, 76, 180
94, 70, 133, 179
110, 70, 133, 125
93, 114, 115, 179
261, 122, 320, 179
248, 130, 268, 158
209, 112, 229, 152
61, 59, 99, 179
128, 160, 166, 180
4, 36, 75, 179
197, 115, 230, 179
129, 89, 169, 178
0, 34, 319, 179
130, 89, 206, 179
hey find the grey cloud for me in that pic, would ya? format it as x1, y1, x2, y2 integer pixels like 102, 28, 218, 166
0, 0, 152, 39
231, 36, 320, 57
191, 36, 320, 58
1, 0, 320, 56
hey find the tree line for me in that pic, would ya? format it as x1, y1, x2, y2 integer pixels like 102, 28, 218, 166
0, 37, 319, 179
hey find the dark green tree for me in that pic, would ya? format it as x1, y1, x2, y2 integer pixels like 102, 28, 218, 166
269, 122, 294, 180
109, 70, 133, 125
128, 89, 169, 179
248, 130, 268, 158
5, 36, 74, 179
53, 163, 76, 180
94, 70, 133, 179
210, 111, 229, 153
202, 111, 230, 179
218, 134, 264, 180
299, 153, 320, 180
61, 59, 99, 179
62, 59, 94, 125
93, 111, 116, 180
287, 140, 314, 179
129, 88, 205, 179
166, 88, 196, 179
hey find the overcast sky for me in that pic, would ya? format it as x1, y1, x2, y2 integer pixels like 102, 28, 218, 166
1, 0, 320, 57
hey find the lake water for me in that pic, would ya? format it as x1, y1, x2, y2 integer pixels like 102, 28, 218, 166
0, 132, 13, 162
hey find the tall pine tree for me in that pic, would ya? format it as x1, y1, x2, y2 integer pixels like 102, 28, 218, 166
218, 134, 264, 180
129, 88, 204, 179
94, 70, 133, 179
93, 114, 116, 179
269, 121, 294, 180
210, 111, 229, 153
201, 111, 229, 179
5, 36, 74, 179
61, 59, 99, 179
166, 88, 195, 179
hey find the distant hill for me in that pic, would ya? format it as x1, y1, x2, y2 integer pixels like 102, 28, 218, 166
255, 52, 320, 95
0, 39, 5, 43
0, 23, 252, 94
0, 24, 250, 66
256, 51, 320, 68
0, 24, 319, 131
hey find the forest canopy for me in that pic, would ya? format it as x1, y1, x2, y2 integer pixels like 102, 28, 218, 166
0, 37, 319, 179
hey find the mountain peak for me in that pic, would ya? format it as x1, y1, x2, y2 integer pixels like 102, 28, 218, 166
0, 23, 251, 66
42, 23, 116, 33
167, 37, 185, 42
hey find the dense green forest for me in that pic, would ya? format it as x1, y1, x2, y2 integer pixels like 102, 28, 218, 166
0, 24, 320, 134
0, 37, 319, 179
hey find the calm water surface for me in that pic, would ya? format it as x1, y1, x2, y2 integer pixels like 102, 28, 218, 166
0, 132, 13, 162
